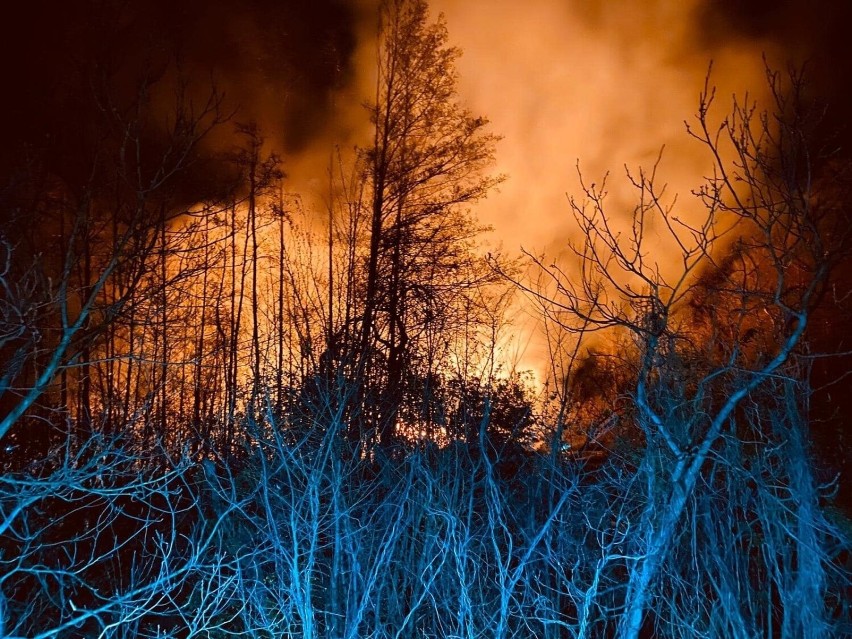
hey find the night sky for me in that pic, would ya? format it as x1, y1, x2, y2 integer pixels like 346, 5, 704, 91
3, 1, 850, 171
1, 0, 356, 154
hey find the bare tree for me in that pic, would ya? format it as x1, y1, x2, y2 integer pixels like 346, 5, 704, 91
0, 69, 226, 444
526, 66, 850, 638
353, 0, 503, 448
0, 433, 246, 638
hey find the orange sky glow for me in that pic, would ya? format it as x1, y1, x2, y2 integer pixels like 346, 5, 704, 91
308, 0, 784, 383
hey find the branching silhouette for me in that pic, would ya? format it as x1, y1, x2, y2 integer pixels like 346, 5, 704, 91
0, 3, 850, 637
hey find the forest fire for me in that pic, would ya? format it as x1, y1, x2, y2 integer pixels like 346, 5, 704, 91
0, 1, 850, 637
287, 0, 802, 382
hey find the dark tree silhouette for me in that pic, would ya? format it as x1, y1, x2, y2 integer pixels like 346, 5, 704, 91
526, 66, 851, 638
354, 0, 502, 449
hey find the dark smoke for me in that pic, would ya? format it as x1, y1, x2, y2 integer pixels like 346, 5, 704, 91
696, 0, 852, 150
0, 0, 360, 190
3, 0, 847, 189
